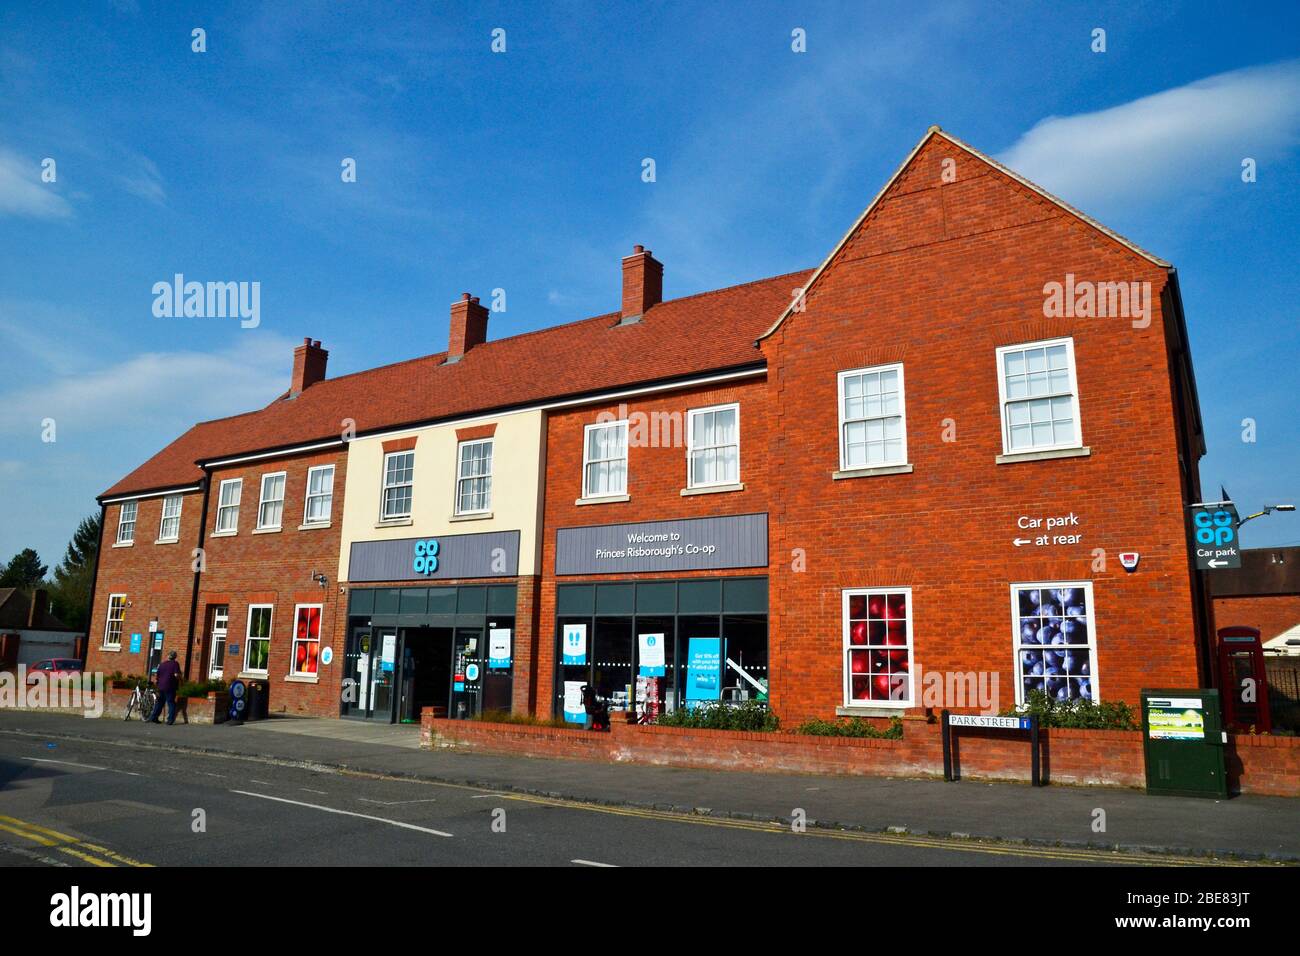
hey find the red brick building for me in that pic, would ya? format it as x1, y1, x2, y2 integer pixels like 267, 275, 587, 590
86, 127, 1211, 730
537, 129, 1208, 725
87, 340, 350, 716
758, 129, 1208, 723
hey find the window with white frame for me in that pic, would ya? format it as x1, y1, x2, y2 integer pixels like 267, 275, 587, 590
116, 501, 137, 544
843, 588, 913, 706
381, 451, 415, 519
102, 594, 126, 649
244, 604, 273, 674
158, 494, 182, 541
687, 404, 740, 488
291, 604, 323, 675
257, 472, 286, 529
303, 465, 334, 524
215, 479, 242, 533
455, 439, 493, 514
1013, 582, 1096, 706
997, 339, 1081, 454
838, 364, 907, 470
208, 605, 228, 678
583, 420, 628, 498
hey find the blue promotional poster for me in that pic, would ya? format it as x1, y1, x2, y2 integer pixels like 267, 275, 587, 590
638, 632, 666, 677
684, 637, 722, 708
562, 623, 587, 665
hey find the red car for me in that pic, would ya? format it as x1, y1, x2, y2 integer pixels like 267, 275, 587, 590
26, 658, 83, 685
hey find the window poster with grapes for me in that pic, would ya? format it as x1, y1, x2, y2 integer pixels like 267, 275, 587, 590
1013, 582, 1096, 705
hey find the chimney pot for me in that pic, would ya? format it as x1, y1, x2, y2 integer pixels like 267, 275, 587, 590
448, 292, 490, 361
290, 338, 329, 396
621, 244, 663, 322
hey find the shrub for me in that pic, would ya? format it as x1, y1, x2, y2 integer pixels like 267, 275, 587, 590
653, 699, 779, 732
1004, 690, 1138, 730
797, 715, 904, 739
474, 708, 571, 729
179, 678, 228, 699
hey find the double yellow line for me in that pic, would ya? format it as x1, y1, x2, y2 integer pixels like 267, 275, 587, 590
0, 814, 151, 867
502, 794, 1278, 867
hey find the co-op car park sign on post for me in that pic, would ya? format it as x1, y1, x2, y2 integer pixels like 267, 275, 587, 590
1189, 501, 1241, 571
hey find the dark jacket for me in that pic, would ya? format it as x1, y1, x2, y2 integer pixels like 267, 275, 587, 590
156, 659, 181, 693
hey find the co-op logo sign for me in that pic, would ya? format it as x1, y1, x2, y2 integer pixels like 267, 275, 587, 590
1194, 509, 1235, 547
412, 538, 440, 576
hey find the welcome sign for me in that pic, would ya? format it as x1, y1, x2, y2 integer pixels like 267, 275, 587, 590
556, 513, 767, 576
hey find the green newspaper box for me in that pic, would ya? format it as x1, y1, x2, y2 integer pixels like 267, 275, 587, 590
1140, 689, 1227, 799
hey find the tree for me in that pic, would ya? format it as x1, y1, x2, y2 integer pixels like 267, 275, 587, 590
49, 513, 102, 632
0, 548, 48, 591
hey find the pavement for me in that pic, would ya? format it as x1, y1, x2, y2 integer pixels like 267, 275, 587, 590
2, 709, 1298, 862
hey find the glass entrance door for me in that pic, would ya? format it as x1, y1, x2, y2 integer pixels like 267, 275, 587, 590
450, 627, 484, 720
342, 627, 398, 721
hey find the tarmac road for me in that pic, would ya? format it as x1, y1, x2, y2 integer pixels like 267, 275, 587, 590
0, 731, 1255, 868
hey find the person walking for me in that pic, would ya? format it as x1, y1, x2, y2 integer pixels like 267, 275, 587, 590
149, 651, 182, 725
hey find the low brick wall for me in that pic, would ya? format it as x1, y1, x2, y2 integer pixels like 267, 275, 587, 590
422, 712, 1300, 797
1, 686, 228, 724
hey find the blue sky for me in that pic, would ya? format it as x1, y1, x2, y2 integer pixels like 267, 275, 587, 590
1, 0, 1298, 568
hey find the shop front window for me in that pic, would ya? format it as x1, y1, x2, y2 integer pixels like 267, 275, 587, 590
721, 615, 768, 703
1013, 582, 1095, 704
843, 588, 913, 706
244, 604, 272, 674
291, 604, 322, 676
554, 580, 770, 721
592, 617, 634, 712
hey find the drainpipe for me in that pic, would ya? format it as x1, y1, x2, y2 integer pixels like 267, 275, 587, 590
183, 473, 212, 680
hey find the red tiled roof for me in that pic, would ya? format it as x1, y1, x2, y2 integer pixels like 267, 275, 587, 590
101, 269, 813, 498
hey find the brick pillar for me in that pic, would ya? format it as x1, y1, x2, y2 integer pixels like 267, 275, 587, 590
511, 575, 541, 716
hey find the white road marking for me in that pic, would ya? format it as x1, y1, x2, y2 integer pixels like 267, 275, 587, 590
23, 757, 140, 776
470, 794, 497, 799
571, 859, 617, 867
0, 842, 71, 866
300, 788, 328, 795
357, 797, 439, 806
231, 790, 452, 837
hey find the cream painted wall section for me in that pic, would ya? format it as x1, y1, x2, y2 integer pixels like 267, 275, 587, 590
337, 409, 546, 580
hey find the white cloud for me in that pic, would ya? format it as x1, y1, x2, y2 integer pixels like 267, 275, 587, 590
113, 151, 166, 205
0, 334, 292, 441
999, 60, 1300, 212
0, 147, 72, 219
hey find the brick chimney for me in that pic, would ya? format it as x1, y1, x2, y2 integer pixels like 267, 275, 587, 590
621, 244, 663, 323
290, 338, 328, 396
447, 293, 489, 362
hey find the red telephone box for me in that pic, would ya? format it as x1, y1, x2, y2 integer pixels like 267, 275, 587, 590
1217, 626, 1272, 733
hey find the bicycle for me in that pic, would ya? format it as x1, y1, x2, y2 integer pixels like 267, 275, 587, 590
123, 681, 157, 721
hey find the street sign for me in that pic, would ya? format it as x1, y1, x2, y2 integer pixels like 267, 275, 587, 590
1190, 502, 1240, 570
941, 710, 1042, 785
948, 714, 1032, 730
